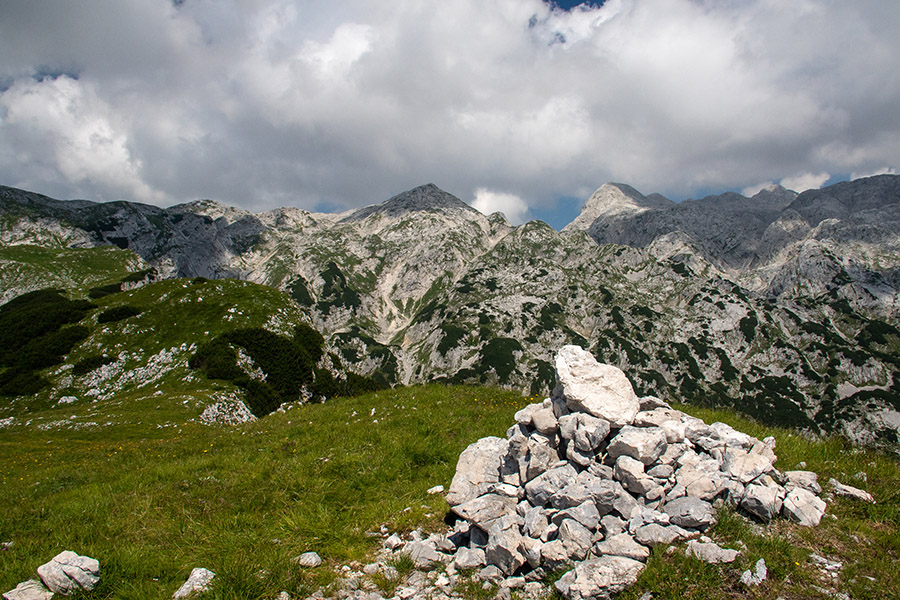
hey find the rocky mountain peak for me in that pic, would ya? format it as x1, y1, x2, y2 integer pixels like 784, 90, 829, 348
787, 174, 900, 226
563, 183, 673, 233
339, 183, 477, 222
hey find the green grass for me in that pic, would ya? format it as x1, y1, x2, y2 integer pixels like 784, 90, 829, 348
0, 245, 144, 299
1, 358, 898, 600
0, 385, 535, 599
1, 387, 897, 599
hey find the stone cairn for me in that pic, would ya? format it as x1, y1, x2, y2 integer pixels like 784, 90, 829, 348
441, 345, 828, 600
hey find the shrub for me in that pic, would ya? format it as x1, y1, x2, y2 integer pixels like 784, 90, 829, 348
97, 305, 143, 323
119, 268, 157, 283
437, 324, 467, 354
478, 337, 522, 384
739, 314, 758, 344
293, 323, 325, 362
88, 283, 122, 299
0, 290, 94, 363
18, 326, 90, 370
0, 367, 48, 396
0, 290, 94, 396
191, 326, 380, 417
73, 354, 116, 376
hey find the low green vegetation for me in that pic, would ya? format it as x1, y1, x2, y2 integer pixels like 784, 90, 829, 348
0, 245, 143, 299
1, 387, 898, 599
0, 385, 533, 599
0, 289, 96, 396
97, 305, 143, 323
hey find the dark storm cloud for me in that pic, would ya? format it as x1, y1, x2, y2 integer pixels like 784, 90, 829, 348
1, 0, 898, 220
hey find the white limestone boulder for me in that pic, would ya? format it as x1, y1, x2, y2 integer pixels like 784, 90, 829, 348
36, 551, 100, 596
554, 346, 639, 426
173, 568, 215, 599
782, 487, 827, 526
554, 555, 645, 600
607, 426, 668, 466
447, 436, 509, 506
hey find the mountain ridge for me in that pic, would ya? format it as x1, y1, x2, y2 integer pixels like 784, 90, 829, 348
2, 177, 900, 449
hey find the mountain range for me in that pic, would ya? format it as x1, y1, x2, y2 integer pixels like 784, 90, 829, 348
1, 176, 899, 449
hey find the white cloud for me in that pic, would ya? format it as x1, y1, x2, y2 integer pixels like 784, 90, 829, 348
472, 188, 530, 224
851, 166, 896, 180
780, 172, 831, 193
0, 76, 167, 204
741, 181, 776, 197
0, 0, 898, 212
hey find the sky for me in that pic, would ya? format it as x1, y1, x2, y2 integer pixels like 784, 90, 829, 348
1, 0, 898, 229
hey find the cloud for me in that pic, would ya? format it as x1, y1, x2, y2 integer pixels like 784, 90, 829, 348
472, 188, 530, 224
0, 0, 899, 213
851, 166, 897, 180
780, 172, 831, 193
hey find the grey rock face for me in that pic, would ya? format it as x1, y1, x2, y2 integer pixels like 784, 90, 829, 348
740, 484, 783, 522
404, 542, 443, 569
607, 426, 668, 466
447, 437, 509, 506
452, 547, 486, 570
557, 519, 593, 561
3, 178, 900, 449
452, 493, 518, 531
593, 534, 650, 562
784, 470, 822, 495
485, 518, 526, 575
293, 551, 322, 568
525, 464, 578, 507
829, 478, 876, 503
685, 540, 740, 564
740, 558, 767, 586
722, 448, 773, 483
632, 523, 694, 546
662, 497, 717, 529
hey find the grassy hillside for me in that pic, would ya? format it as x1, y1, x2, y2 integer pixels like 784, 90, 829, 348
0, 242, 898, 599
0, 277, 316, 424
0, 245, 146, 303
1, 384, 898, 599
0, 385, 533, 598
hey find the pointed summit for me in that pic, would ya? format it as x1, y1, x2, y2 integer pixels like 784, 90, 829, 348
562, 183, 673, 232
341, 184, 477, 222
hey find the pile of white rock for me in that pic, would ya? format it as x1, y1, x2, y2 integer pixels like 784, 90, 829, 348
443, 346, 829, 600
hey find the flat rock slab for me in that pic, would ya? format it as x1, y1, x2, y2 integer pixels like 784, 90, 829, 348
662, 496, 716, 529
3, 580, 54, 600
607, 426, 667, 466
554, 555, 645, 600
447, 437, 509, 506
829, 478, 875, 503
685, 540, 740, 563
294, 552, 323, 568
782, 488, 827, 527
